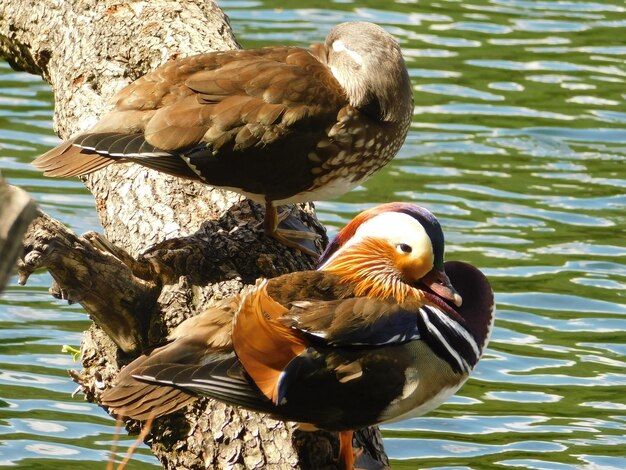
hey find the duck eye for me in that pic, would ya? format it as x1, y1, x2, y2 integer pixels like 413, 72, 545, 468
397, 243, 412, 254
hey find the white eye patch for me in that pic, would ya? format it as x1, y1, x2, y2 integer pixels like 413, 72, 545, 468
318, 211, 434, 271
332, 40, 364, 65
354, 212, 426, 245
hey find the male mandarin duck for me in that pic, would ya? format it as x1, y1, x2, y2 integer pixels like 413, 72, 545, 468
33, 22, 413, 255
100, 202, 495, 470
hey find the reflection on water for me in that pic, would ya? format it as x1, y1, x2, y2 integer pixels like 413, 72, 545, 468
1, 0, 625, 468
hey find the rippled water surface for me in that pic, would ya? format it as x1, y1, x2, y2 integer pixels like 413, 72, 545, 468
1, 0, 625, 468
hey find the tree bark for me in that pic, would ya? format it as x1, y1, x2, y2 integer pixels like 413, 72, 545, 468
1, 1, 389, 468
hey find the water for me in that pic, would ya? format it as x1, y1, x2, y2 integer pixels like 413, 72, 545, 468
1, 0, 625, 468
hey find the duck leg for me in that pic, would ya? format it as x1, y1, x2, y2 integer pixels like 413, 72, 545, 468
263, 202, 321, 257
338, 430, 357, 470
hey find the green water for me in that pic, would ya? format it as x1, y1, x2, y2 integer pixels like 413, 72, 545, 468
1, 0, 625, 468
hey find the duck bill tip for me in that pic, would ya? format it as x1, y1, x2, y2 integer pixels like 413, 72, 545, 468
421, 268, 463, 307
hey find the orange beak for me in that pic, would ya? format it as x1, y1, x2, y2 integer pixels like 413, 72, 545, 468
420, 268, 463, 307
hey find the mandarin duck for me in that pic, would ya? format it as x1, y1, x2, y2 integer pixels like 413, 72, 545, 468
33, 22, 413, 255
100, 202, 495, 470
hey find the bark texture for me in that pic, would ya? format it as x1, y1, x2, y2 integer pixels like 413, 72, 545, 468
2, 1, 389, 468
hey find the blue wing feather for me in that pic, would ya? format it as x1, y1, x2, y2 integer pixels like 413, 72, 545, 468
284, 298, 422, 348
307, 308, 420, 346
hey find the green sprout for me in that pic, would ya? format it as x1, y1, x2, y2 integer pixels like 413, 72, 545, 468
62, 345, 81, 361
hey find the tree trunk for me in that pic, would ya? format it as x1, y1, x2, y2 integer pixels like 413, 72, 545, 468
1, 1, 389, 469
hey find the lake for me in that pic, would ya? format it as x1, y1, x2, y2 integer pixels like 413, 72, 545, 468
1, 0, 625, 468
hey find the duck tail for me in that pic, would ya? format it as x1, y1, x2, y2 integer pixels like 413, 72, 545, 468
32, 140, 115, 177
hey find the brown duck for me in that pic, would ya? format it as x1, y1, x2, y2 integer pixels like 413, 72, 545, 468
33, 22, 413, 255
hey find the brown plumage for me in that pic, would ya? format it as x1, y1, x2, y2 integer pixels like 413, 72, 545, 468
33, 22, 414, 255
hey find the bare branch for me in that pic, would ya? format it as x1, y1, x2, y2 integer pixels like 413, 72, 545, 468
0, 174, 37, 292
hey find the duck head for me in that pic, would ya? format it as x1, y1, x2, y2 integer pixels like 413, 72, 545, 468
318, 202, 462, 307
323, 22, 413, 123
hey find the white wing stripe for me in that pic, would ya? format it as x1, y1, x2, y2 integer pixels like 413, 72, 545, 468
430, 307, 481, 359
418, 308, 471, 373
